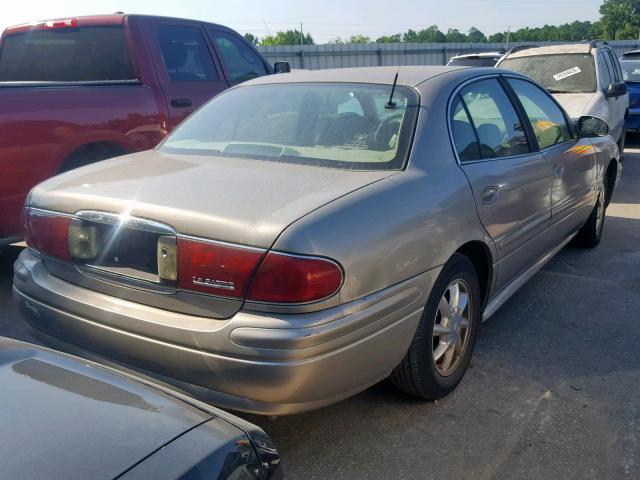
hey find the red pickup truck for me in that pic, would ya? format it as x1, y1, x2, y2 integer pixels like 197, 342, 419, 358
0, 14, 285, 243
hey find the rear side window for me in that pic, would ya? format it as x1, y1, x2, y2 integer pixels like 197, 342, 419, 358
598, 52, 613, 88
208, 30, 267, 84
158, 26, 218, 81
453, 78, 530, 161
508, 78, 573, 149
0, 27, 134, 81
450, 96, 482, 162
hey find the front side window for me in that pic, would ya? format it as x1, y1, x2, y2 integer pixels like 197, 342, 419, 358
508, 78, 573, 149
598, 52, 613, 89
158, 26, 217, 81
161, 82, 419, 170
208, 30, 267, 84
499, 54, 597, 93
0, 27, 134, 81
455, 78, 530, 160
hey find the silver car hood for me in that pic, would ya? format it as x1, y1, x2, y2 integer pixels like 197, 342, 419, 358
29, 150, 395, 247
552, 92, 598, 119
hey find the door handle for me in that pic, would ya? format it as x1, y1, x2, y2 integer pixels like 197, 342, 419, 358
170, 98, 193, 108
553, 163, 565, 178
481, 186, 501, 205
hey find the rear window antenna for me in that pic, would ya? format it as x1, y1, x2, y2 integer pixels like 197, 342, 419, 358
385, 68, 399, 109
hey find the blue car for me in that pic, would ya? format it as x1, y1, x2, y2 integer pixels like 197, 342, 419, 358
620, 50, 640, 132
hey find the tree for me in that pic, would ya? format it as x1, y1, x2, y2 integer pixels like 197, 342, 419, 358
467, 27, 487, 43
347, 35, 371, 44
487, 32, 505, 43
446, 28, 467, 43
599, 0, 640, 39
261, 30, 314, 46
375, 34, 402, 43
243, 33, 259, 46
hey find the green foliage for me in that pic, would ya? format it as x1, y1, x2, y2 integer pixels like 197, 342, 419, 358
600, 0, 640, 39
252, 1, 640, 46
243, 33, 259, 46
261, 30, 314, 46
375, 34, 402, 43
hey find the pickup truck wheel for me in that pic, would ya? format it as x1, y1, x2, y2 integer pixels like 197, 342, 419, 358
391, 253, 480, 400
575, 184, 607, 248
59, 144, 126, 173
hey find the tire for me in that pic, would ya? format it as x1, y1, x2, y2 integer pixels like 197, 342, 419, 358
59, 144, 126, 173
618, 127, 626, 162
391, 253, 481, 400
574, 183, 607, 248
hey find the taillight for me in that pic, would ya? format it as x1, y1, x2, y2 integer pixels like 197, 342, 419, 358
176, 238, 264, 298
43, 18, 78, 29
247, 252, 343, 303
22, 209, 71, 260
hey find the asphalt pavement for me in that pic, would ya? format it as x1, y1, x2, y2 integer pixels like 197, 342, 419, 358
1, 145, 639, 480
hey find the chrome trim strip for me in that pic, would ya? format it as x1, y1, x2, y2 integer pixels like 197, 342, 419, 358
75, 210, 176, 235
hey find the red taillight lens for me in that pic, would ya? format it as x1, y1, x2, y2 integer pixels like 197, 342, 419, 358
22, 209, 71, 260
177, 238, 264, 298
247, 252, 343, 303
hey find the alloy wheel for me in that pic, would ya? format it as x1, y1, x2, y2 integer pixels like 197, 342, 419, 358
433, 279, 472, 376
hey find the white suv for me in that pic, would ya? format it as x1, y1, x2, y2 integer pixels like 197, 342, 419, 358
497, 41, 629, 153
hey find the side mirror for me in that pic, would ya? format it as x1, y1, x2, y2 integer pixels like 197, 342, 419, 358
273, 61, 291, 74
576, 116, 609, 137
605, 81, 628, 98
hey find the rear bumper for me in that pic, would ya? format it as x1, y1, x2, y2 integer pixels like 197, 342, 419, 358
14, 249, 438, 414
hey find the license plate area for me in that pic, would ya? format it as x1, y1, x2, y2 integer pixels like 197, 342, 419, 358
73, 211, 175, 286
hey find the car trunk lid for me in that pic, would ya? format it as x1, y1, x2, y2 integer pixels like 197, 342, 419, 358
28, 150, 395, 318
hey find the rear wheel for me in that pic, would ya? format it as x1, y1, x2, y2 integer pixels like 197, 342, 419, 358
391, 253, 481, 400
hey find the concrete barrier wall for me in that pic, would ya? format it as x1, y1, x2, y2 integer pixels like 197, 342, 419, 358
257, 40, 640, 69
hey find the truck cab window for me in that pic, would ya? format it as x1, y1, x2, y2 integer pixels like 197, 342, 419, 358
158, 26, 218, 81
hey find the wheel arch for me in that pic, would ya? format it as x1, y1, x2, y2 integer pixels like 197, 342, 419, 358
454, 240, 493, 309
57, 141, 130, 173
604, 158, 618, 207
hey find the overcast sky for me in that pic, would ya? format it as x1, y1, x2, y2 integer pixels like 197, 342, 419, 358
1, 0, 603, 43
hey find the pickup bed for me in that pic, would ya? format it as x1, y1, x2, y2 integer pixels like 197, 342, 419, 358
0, 14, 278, 242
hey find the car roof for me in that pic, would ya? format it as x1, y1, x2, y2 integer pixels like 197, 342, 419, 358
504, 43, 594, 59
0, 337, 216, 479
244, 65, 472, 88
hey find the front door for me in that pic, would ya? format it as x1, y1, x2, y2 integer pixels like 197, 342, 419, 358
506, 77, 596, 245
451, 77, 553, 292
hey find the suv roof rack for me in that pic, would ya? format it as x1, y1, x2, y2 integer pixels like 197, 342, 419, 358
589, 40, 609, 52
506, 44, 537, 55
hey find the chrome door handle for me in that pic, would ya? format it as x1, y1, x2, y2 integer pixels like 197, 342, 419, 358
481, 186, 500, 205
553, 163, 565, 178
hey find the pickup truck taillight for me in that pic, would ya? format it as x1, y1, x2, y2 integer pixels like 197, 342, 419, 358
22, 209, 343, 304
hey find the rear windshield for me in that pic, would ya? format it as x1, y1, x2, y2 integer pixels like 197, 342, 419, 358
621, 60, 640, 82
160, 82, 419, 170
0, 26, 134, 82
499, 54, 596, 93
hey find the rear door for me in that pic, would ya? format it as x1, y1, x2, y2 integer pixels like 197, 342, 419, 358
604, 48, 629, 138
143, 20, 229, 128
506, 77, 596, 245
452, 77, 553, 292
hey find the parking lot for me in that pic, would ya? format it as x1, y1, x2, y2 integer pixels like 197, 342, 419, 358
1, 142, 637, 479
